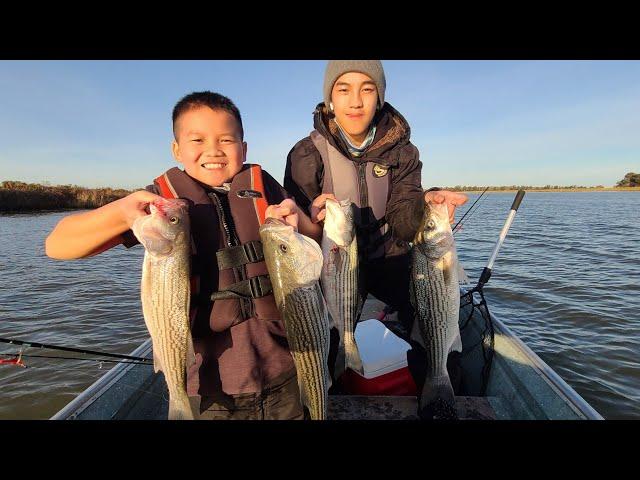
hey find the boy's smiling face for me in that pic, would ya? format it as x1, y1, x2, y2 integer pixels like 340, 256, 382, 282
330, 71, 378, 145
171, 106, 247, 187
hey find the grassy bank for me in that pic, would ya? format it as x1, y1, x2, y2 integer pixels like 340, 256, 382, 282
0, 181, 133, 212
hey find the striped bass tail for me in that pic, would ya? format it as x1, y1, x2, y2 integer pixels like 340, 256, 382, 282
418, 375, 458, 420
298, 371, 327, 421
168, 394, 197, 420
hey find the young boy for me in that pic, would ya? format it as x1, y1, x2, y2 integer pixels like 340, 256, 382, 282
283, 61, 468, 418
46, 91, 321, 420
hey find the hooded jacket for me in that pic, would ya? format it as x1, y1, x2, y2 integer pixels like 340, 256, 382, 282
284, 102, 428, 258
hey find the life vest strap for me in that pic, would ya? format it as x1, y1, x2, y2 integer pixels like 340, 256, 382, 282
361, 226, 392, 256
210, 275, 273, 301
356, 215, 387, 234
216, 241, 264, 270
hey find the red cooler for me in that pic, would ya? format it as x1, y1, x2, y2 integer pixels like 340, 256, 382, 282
339, 318, 417, 396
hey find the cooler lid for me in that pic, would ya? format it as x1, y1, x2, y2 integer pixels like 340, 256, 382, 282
355, 319, 411, 379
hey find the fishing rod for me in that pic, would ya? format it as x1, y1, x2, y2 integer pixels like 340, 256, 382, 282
0, 352, 153, 366
452, 186, 490, 235
0, 337, 151, 363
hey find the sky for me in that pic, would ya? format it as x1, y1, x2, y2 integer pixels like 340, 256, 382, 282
0, 60, 638, 189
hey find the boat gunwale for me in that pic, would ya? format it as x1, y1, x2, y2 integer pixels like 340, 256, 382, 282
50, 338, 153, 420
52, 296, 604, 420
485, 307, 604, 420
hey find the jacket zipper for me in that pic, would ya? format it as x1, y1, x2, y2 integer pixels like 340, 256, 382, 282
357, 163, 371, 258
357, 163, 369, 218
209, 192, 236, 248
209, 192, 251, 318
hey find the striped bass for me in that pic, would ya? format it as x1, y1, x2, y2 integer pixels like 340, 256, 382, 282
132, 198, 197, 420
259, 218, 331, 420
410, 201, 466, 420
321, 198, 363, 379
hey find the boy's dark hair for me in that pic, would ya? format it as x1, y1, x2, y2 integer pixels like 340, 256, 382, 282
172, 91, 244, 140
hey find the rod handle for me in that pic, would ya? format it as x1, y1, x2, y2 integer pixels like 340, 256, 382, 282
478, 267, 492, 286
510, 189, 526, 211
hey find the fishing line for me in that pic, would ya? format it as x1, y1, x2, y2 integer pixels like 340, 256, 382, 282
453, 195, 489, 235
452, 186, 489, 235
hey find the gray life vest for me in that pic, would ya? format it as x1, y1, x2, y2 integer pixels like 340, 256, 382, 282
310, 129, 392, 260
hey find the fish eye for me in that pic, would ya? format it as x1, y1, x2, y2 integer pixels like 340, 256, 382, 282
427, 220, 435, 229
279, 244, 288, 253
169, 216, 180, 225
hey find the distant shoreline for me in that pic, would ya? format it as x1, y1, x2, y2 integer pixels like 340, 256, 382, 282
1, 181, 639, 213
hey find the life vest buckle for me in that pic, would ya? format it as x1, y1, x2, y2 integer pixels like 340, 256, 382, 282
210, 274, 273, 301
216, 241, 265, 270
249, 274, 272, 298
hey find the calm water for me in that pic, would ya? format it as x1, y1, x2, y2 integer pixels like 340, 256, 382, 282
1, 192, 639, 419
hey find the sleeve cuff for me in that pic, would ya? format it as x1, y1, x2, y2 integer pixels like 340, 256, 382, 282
120, 229, 140, 248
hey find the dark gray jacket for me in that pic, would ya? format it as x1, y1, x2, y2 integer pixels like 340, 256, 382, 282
284, 102, 429, 258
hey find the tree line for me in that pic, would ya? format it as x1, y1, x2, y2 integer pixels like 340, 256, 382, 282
0, 181, 132, 212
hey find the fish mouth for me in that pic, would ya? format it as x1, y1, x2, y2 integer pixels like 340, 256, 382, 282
324, 198, 354, 247
150, 198, 189, 217
264, 217, 287, 226
301, 234, 323, 261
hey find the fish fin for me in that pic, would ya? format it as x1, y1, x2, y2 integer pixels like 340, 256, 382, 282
168, 395, 196, 420
152, 347, 163, 374
326, 309, 337, 331
333, 348, 346, 382
298, 384, 311, 417
418, 375, 458, 420
457, 261, 470, 284
184, 336, 201, 416
344, 335, 364, 375
450, 330, 463, 353
186, 334, 197, 371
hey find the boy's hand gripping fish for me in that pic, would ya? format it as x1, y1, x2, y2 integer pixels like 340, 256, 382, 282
259, 218, 331, 420
132, 198, 197, 420
321, 198, 363, 379
410, 201, 467, 420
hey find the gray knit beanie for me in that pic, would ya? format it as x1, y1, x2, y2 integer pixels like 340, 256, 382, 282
323, 60, 386, 109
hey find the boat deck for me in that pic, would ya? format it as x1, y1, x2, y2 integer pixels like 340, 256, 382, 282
329, 395, 501, 420
52, 294, 602, 421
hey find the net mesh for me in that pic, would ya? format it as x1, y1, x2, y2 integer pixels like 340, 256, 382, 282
459, 285, 495, 396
